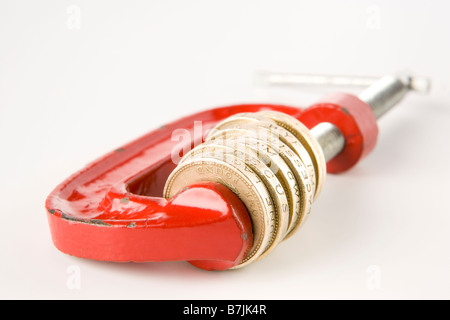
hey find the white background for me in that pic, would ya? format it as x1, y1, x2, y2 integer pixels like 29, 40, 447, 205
1, 0, 449, 300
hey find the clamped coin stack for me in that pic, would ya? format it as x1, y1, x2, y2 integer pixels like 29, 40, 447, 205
45, 72, 429, 270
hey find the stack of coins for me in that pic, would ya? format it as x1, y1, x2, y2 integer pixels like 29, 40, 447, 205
164, 111, 326, 268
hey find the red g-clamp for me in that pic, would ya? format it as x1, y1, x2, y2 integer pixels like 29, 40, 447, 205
45, 73, 428, 270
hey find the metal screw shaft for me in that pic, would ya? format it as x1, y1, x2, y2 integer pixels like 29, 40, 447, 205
257, 72, 430, 162
317, 74, 430, 161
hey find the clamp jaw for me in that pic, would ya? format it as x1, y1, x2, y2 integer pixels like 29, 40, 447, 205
45, 73, 429, 270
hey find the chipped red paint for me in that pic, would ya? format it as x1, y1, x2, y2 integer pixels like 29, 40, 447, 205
45, 104, 303, 270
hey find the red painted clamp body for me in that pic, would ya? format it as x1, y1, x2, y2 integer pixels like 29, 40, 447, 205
46, 97, 380, 270
46, 104, 304, 270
